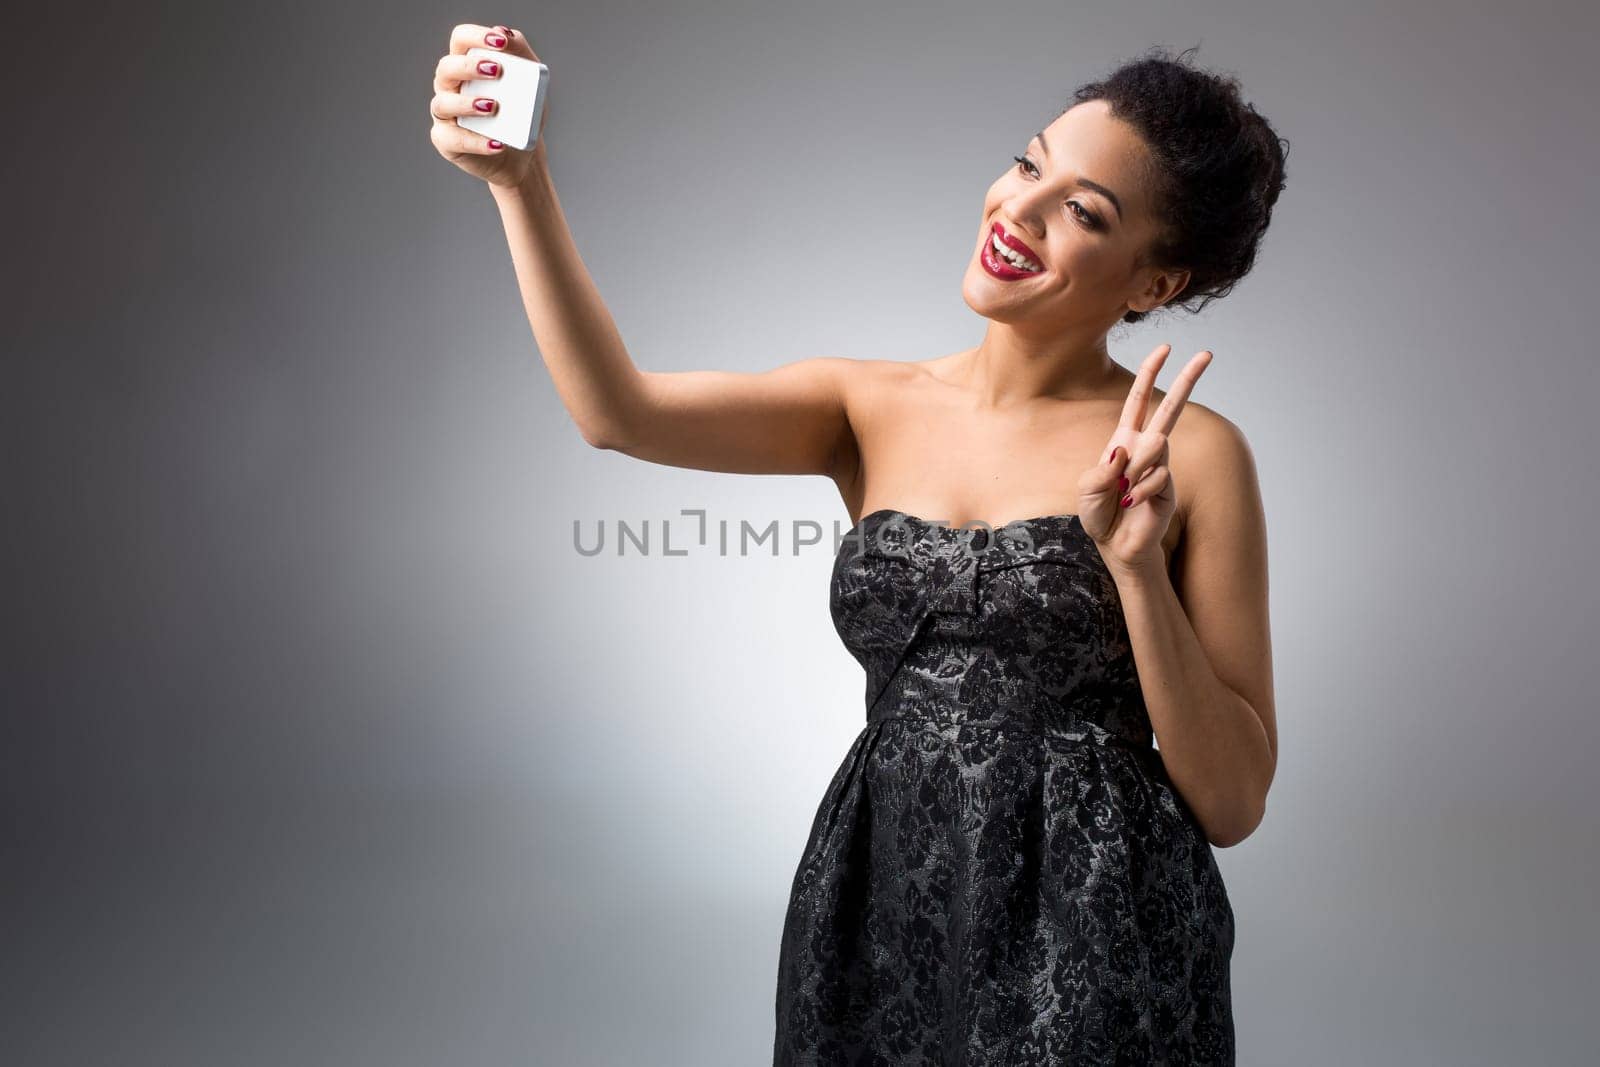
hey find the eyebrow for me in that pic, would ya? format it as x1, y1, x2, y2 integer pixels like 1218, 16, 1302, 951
1032, 132, 1124, 221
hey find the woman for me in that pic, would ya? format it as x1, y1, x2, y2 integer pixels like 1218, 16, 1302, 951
430, 26, 1285, 1066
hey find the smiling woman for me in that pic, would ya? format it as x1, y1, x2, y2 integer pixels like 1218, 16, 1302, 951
432, 24, 1287, 1065
958, 52, 1288, 344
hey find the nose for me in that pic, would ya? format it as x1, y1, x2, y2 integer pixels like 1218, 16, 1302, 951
1000, 195, 1048, 243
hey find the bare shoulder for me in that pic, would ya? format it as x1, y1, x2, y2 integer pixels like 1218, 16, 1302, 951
823, 351, 964, 499
1173, 400, 1258, 489
829, 350, 967, 413
1169, 399, 1264, 543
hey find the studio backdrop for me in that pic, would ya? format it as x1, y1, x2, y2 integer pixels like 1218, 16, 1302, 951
6, 1, 1597, 1064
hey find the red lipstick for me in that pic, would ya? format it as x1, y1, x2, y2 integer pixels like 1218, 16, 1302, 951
992, 222, 1043, 265
981, 222, 1045, 280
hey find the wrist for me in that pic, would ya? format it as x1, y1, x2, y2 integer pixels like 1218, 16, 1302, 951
1106, 553, 1168, 589
489, 144, 553, 202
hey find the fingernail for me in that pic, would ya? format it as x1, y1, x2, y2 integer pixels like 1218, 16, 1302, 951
497, 25, 516, 38
1110, 447, 1120, 463
488, 139, 504, 149
1118, 476, 1129, 493
1121, 494, 1134, 508
473, 98, 495, 112
477, 60, 500, 76
486, 32, 507, 48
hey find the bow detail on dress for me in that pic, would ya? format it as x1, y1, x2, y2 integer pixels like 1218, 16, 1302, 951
862, 534, 988, 715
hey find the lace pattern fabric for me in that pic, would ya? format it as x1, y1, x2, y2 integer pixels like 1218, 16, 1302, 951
773, 510, 1236, 1065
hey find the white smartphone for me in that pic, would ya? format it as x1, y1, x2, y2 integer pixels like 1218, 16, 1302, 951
456, 47, 550, 150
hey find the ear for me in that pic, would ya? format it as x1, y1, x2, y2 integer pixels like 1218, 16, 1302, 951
1128, 267, 1191, 314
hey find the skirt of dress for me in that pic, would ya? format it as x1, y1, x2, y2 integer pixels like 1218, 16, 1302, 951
772, 715, 1236, 1066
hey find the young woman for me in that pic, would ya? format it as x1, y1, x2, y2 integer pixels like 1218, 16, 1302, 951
430, 26, 1285, 1065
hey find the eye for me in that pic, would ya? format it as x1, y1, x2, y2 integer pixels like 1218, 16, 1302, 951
1011, 154, 1101, 229
1066, 201, 1099, 226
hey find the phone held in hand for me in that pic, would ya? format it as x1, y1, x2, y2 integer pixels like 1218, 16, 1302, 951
457, 47, 550, 150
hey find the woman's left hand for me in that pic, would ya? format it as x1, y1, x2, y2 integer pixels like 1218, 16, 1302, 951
1077, 343, 1212, 575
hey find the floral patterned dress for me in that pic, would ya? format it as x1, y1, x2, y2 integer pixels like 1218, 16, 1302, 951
774, 509, 1235, 1065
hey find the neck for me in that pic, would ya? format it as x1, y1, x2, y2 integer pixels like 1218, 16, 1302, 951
960, 319, 1121, 408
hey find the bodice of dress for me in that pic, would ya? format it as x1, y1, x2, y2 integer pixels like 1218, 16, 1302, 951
831, 508, 1154, 751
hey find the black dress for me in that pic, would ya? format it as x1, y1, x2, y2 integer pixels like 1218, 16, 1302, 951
774, 509, 1235, 1065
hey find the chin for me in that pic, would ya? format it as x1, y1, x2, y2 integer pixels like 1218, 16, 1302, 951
960, 258, 1048, 322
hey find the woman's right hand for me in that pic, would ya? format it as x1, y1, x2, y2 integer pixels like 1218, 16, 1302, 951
429, 23, 548, 188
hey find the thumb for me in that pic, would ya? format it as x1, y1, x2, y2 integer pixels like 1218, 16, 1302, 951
1080, 445, 1129, 509
1105, 445, 1132, 494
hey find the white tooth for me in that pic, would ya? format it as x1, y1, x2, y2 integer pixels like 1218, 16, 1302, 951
991, 234, 1040, 271
994, 235, 1029, 266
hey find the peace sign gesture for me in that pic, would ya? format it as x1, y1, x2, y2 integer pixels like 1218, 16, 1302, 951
1077, 343, 1212, 574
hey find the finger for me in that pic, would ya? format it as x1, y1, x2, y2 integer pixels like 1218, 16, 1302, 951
447, 22, 515, 55
1122, 464, 1171, 508
488, 24, 541, 62
435, 24, 518, 93
1093, 445, 1131, 496
1116, 343, 1171, 433
436, 52, 507, 94
430, 89, 499, 122
430, 119, 508, 156
1122, 432, 1169, 490
1144, 350, 1213, 438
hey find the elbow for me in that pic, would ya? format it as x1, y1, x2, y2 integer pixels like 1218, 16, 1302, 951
1205, 796, 1266, 849
1207, 827, 1250, 850
1205, 738, 1275, 849
579, 418, 629, 451
579, 404, 643, 451
582, 373, 652, 452
581, 425, 616, 450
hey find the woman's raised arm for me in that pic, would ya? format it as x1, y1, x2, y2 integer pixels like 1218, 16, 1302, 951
430, 24, 856, 479
489, 157, 856, 476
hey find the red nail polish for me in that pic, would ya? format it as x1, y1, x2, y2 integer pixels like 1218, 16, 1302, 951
486, 32, 506, 47
1118, 476, 1129, 493
488, 139, 503, 149
474, 98, 494, 112
477, 60, 499, 75
1120, 494, 1134, 508
1110, 447, 1119, 463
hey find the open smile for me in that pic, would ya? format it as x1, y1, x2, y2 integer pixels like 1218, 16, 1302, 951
981, 223, 1045, 279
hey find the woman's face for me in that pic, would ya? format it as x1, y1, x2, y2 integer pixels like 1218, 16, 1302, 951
962, 100, 1178, 330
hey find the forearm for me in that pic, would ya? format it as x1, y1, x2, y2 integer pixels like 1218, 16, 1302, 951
1109, 559, 1273, 847
488, 149, 644, 447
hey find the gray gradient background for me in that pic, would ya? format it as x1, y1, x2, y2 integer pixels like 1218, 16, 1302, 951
6, 1, 1597, 1064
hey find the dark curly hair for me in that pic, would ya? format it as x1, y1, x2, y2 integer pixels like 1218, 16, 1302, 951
1065, 45, 1290, 325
